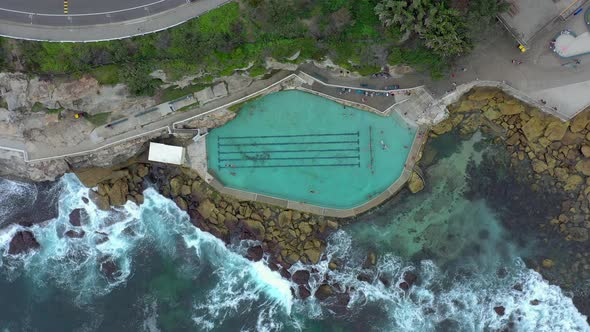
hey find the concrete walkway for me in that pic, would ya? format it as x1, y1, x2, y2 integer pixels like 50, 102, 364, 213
19, 70, 293, 162
419, 12, 590, 119
0, 0, 231, 42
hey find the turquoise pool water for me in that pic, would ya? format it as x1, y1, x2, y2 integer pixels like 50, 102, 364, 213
206, 90, 416, 209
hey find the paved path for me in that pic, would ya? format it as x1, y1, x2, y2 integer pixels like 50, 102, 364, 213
0, 0, 231, 41
21, 71, 293, 162
416, 8, 590, 119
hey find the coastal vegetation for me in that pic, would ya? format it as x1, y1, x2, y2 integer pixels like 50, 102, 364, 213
375, 0, 508, 56
0, 0, 506, 95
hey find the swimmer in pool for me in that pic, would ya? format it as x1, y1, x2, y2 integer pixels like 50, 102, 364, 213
380, 140, 389, 150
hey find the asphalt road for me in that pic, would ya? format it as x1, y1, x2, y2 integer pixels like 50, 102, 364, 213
0, 0, 188, 26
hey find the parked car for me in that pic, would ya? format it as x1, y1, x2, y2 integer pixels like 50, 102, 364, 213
384, 84, 400, 90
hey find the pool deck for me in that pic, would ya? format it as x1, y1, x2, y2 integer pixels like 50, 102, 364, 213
183, 72, 431, 218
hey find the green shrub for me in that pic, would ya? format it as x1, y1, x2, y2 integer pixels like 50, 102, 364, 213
85, 112, 111, 126
31, 102, 45, 112
119, 63, 160, 96
90, 64, 121, 85
159, 83, 210, 103
388, 47, 446, 79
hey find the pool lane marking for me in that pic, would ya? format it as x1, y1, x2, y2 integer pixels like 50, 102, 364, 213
220, 163, 360, 169
219, 148, 360, 154
219, 132, 359, 139
220, 156, 360, 162
64, 0, 68, 14
219, 140, 359, 146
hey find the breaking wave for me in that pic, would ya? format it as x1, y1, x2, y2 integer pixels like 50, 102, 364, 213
0, 174, 587, 331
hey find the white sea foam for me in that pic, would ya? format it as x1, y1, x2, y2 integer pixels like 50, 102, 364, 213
185, 227, 293, 331
0, 174, 588, 331
289, 230, 590, 331
0, 175, 295, 330
0, 179, 37, 225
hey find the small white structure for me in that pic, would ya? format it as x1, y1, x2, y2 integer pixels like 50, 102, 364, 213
148, 142, 186, 165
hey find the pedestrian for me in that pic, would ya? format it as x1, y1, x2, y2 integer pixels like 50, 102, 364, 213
451, 72, 456, 78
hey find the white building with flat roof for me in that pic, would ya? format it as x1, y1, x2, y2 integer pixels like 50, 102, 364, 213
148, 142, 186, 165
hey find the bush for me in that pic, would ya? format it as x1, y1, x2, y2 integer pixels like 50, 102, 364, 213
90, 64, 121, 85
159, 83, 210, 103
85, 112, 111, 126
119, 63, 160, 96
388, 47, 446, 79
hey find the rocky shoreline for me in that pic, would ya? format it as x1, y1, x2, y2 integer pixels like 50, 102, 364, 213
432, 87, 590, 307
73, 158, 351, 301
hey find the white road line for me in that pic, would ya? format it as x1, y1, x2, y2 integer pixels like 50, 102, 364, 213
0, 0, 169, 17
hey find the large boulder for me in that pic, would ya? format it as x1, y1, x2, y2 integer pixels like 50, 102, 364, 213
408, 171, 425, 193
8, 231, 40, 255
68, 208, 85, 226
582, 146, 590, 158
576, 159, 590, 176
246, 245, 264, 261
483, 108, 502, 120
431, 118, 454, 135
197, 199, 216, 219
522, 117, 547, 141
399, 271, 418, 290
564, 175, 583, 191
136, 164, 149, 178
278, 211, 292, 228
304, 248, 321, 264
571, 108, 590, 133
542, 259, 555, 269
65, 230, 86, 238
298, 285, 311, 299
493, 306, 505, 316
89, 190, 110, 211
292, 270, 310, 285
105, 179, 129, 206
532, 160, 548, 174
498, 102, 524, 115
174, 197, 188, 211
243, 219, 265, 238
314, 284, 334, 301
544, 121, 569, 141
99, 256, 122, 281
169, 177, 183, 197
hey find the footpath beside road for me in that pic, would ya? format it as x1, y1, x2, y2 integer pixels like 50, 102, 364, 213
0, 0, 231, 42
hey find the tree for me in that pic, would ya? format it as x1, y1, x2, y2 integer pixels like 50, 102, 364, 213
466, 0, 509, 38
374, 0, 433, 35
422, 3, 471, 56
375, 0, 471, 57
119, 63, 159, 96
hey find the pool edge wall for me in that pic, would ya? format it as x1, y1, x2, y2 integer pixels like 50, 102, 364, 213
204, 126, 428, 218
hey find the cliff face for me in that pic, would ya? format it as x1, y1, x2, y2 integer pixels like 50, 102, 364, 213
0, 72, 154, 115
0, 134, 162, 182
0, 72, 159, 182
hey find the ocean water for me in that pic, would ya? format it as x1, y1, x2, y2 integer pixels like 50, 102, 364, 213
206, 90, 416, 209
0, 131, 588, 331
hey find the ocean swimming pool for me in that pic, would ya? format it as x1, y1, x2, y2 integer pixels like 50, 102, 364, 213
206, 90, 417, 209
